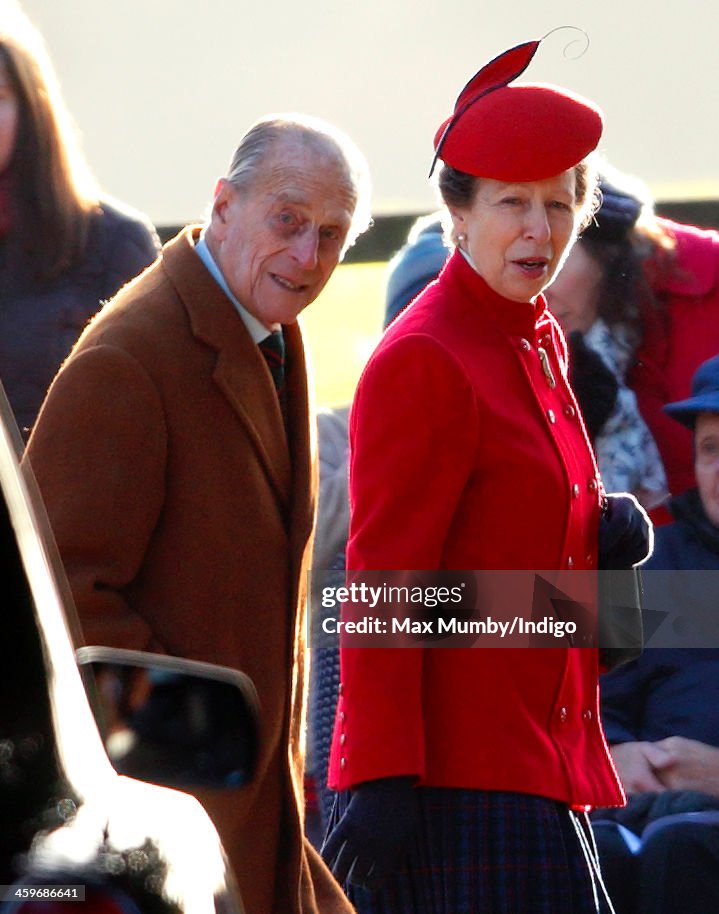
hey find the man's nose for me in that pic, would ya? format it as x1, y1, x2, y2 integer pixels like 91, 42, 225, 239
290, 228, 319, 270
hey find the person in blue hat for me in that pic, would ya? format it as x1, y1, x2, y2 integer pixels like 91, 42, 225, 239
383, 212, 449, 329
653, 352, 719, 554
594, 352, 719, 913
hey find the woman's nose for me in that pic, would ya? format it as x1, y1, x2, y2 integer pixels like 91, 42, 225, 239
523, 203, 551, 243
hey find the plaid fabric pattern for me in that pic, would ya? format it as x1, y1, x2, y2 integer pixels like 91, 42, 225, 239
328, 788, 611, 914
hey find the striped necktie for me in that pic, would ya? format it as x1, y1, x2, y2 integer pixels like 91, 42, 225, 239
259, 330, 285, 394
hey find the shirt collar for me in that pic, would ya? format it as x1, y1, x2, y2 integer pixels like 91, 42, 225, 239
194, 231, 277, 344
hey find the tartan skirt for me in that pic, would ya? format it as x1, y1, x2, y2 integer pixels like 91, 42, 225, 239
327, 788, 613, 914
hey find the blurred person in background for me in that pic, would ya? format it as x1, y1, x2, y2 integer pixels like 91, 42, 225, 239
0, 1, 159, 439
628, 187, 719, 507
593, 352, 719, 914
554, 165, 719, 512
383, 212, 448, 329
545, 173, 668, 509
306, 404, 351, 844
321, 37, 650, 914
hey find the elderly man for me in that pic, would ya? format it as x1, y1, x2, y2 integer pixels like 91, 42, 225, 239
23, 114, 371, 914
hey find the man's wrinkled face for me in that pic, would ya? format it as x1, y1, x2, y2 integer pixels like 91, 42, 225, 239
208, 135, 356, 328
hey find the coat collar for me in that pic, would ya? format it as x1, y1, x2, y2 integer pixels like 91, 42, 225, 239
160, 227, 308, 512
445, 249, 548, 340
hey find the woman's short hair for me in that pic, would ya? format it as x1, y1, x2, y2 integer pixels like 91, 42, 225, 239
0, 5, 98, 280
224, 114, 372, 255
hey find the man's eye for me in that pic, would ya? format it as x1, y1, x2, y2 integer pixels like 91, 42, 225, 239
278, 212, 296, 226
321, 227, 340, 242
550, 200, 572, 212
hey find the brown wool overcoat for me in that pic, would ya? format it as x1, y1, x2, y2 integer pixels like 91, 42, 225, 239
23, 227, 354, 914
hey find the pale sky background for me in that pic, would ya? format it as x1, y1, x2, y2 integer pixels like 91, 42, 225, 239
20, 0, 719, 226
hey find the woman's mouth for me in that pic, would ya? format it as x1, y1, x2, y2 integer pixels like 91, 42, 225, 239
513, 258, 549, 279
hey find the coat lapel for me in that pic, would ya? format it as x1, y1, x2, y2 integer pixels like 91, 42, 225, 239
162, 228, 292, 509
284, 320, 316, 551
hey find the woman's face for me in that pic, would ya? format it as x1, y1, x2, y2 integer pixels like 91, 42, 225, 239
544, 241, 603, 334
695, 413, 719, 528
0, 60, 18, 174
449, 169, 579, 303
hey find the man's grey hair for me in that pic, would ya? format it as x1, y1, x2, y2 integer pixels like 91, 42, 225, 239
223, 113, 372, 254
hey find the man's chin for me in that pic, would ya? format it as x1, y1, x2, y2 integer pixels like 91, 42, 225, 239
262, 294, 318, 326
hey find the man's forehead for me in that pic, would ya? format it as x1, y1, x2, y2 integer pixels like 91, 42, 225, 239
255, 154, 356, 219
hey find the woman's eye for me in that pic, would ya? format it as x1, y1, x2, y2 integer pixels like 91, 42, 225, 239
278, 212, 295, 226
550, 200, 573, 212
321, 227, 340, 242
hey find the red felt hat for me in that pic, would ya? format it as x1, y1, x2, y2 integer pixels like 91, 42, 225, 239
431, 38, 603, 182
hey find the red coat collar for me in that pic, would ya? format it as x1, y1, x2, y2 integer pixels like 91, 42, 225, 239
443, 248, 548, 340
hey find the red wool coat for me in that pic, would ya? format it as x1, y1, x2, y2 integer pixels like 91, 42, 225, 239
24, 228, 353, 914
329, 250, 624, 810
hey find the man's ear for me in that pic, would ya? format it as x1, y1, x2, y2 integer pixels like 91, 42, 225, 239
211, 178, 236, 232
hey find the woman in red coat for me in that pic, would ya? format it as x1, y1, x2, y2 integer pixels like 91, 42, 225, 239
321, 38, 650, 914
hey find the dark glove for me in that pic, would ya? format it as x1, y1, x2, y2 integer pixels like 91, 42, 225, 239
598, 493, 653, 569
321, 776, 419, 891
567, 331, 619, 442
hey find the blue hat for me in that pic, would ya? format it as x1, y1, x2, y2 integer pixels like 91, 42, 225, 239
582, 175, 642, 242
384, 218, 448, 329
664, 354, 719, 428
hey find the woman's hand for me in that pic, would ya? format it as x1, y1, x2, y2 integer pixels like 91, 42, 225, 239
321, 776, 419, 891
